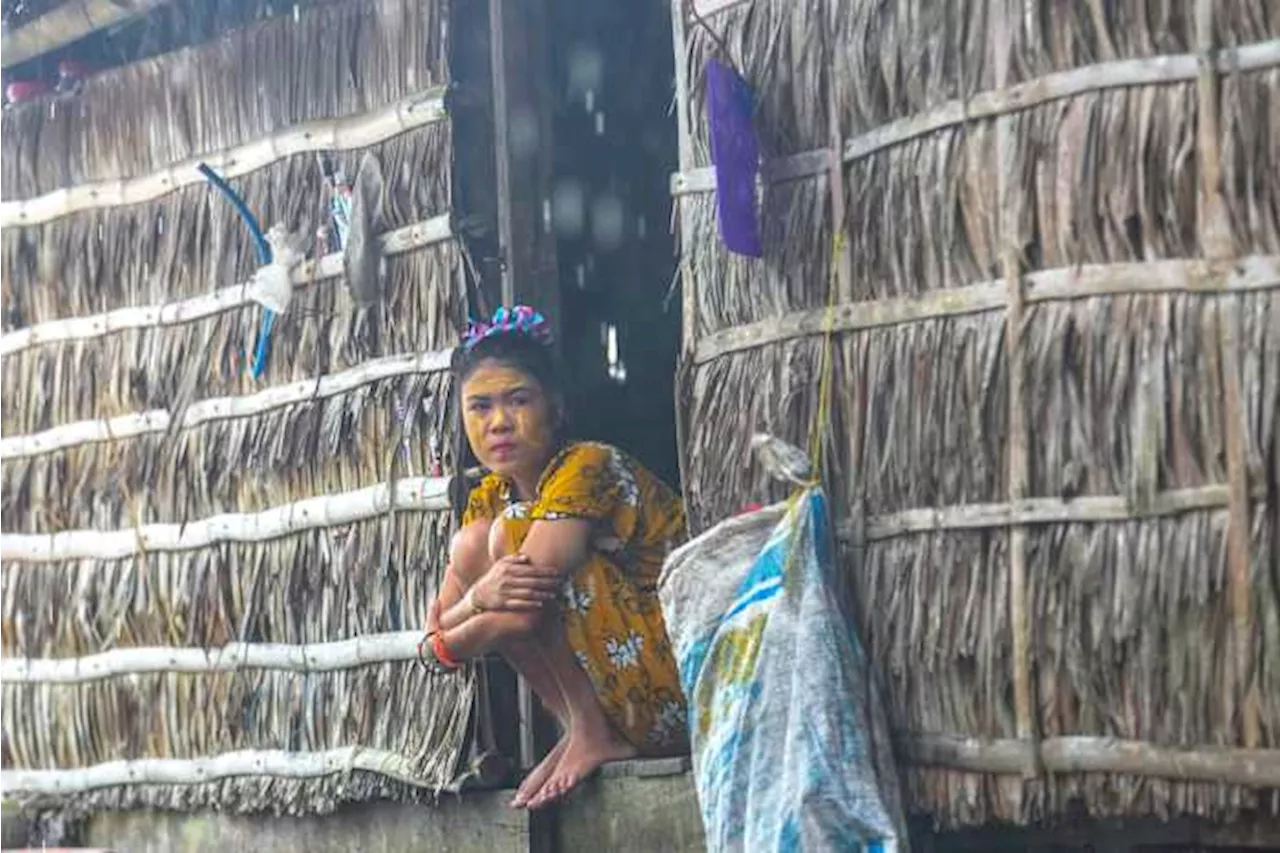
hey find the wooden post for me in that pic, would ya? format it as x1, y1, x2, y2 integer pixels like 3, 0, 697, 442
487, 0, 561, 795
1195, 0, 1259, 751
671, 0, 698, 359
992, 0, 1036, 779
489, 0, 560, 334
669, 0, 698, 516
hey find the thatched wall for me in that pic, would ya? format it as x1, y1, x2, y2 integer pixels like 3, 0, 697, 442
672, 0, 1280, 831
1, 0, 473, 816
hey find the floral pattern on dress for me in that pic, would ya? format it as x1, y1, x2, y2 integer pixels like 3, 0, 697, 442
461, 441, 689, 753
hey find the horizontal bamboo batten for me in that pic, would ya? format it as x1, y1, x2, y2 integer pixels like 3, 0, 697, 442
671, 40, 1280, 195
694, 256, 1280, 362
1, 632, 426, 683
1, 0, 469, 817
854, 484, 1270, 542
0, 476, 451, 562
0, 0, 175, 69
0, 347, 454, 460
688, 0, 750, 17
673, 0, 1280, 832
903, 735, 1280, 788
0, 215, 452, 357
0, 86, 448, 228
1, 747, 444, 796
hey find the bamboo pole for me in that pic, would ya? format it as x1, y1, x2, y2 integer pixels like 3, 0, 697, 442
0, 0, 174, 69
0, 348, 454, 460
993, 0, 1035, 756
0, 215, 452, 357
671, 40, 1280, 195
0, 477, 451, 562
0, 747, 439, 796
0, 631, 427, 683
672, 0, 699, 355
689, 0, 750, 18
903, 734, 1280, 787
691, 255, 1280, 363
1195, 0, 1261, 752
0, 88, 448, 228
848, 483, 1269, 542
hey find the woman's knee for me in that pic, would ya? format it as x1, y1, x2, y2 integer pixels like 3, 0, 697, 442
450, 521, 492, 587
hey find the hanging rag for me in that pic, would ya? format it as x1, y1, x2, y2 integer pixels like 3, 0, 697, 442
344, 151, 386, 306
706, 57, 762, 257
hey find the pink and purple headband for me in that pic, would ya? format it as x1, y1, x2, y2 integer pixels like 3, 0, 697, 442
463, 305, 553, 351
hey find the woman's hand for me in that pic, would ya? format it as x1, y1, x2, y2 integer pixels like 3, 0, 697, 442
470, 554, 562, 612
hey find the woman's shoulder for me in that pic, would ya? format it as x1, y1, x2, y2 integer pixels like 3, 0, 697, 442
542, 442, 678, 506
544, 441, 654, 487
554, 440, 621, 469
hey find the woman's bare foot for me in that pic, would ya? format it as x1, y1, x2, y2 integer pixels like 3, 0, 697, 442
511, 736, 568, 808
525, 721, 637, 809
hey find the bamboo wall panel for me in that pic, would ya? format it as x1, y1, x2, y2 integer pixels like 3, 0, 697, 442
0, 0, 471, 816
672, 0, 1280, 830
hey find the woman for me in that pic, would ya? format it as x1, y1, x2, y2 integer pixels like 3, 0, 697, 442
422, 306, 688, 809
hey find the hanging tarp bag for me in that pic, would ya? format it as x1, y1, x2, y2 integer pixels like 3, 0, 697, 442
660, 487, 907, 852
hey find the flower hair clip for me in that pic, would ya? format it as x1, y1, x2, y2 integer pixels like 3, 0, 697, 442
463, 305, 554, 351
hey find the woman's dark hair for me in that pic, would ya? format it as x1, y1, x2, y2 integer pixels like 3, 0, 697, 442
450, 331, 562, 395
448, 332, 567, 519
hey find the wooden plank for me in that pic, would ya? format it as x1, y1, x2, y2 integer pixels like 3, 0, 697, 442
0, 477, 451, 562
0, 88, 448, 227
692, 255, 1280, 362
0, 215, 452, 357
1, 0, 173, 68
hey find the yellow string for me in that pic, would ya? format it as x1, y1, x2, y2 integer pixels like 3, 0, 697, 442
781, 231, 845, 580
807, 230, 845, 478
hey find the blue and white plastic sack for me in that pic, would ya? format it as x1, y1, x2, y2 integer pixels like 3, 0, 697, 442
660, 487, 907, 852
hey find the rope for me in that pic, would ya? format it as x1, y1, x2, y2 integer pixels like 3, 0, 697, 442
781, 231, 845, 580
807, 231, 844, 478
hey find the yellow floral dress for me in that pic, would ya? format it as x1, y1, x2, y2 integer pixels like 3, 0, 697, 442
462, 441, 689, 753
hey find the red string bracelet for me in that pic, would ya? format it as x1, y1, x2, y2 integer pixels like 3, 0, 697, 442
430, 630, 462, 670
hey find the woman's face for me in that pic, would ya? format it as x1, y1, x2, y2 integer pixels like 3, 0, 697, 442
461, 359, 557, 480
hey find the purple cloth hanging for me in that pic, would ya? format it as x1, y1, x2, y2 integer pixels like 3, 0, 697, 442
706, 58, 762, 257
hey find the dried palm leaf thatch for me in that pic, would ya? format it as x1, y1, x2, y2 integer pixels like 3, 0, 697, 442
685, 180, 831, 334
0, 506, 471, 815
1, 367, 455, 533
0, 0, 450, 199
3, 511, 454, 654
674, 0, 1280, 832
0, 238, 463, 435
0, 122, 451, 331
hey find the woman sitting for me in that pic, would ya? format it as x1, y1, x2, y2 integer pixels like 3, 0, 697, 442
423, 306, 688, 809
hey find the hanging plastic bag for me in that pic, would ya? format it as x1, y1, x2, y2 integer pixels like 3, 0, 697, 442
660, 472, 907, 851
